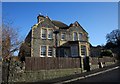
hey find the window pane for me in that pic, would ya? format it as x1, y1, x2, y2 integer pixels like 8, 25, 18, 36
48, 46, 52, 57
73, 32, 78, 41
61, 33, 65, 40
81, 45, 86, 56
41, 46, 46, 56
79, 33, 82, 41
42, 29, 46, 39
48, 30, 53, 39
71, 46, 78, 57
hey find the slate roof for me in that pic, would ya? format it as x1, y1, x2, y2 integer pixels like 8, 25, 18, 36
52, 20, 69, 29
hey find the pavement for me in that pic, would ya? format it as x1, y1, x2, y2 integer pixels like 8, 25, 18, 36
40, 63, 120, 83
70, 66, 120, 83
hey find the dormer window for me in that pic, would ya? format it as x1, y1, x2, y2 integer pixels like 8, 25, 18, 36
61, 33, 65, 40
41, 28, 47, 39
73, 32, 78, 41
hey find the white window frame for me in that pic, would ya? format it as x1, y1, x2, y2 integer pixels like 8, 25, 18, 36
48, 46, 53, 57
41, 28, 47, 39
73, 32, 78, 41
48, 29, 53, 39
40, 46, 46, 57
81, 45, 86, 56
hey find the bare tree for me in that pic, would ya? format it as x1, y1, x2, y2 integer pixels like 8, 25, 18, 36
106, 29, 120, 46
2, 22, 21, 61
106, 29, 120, 60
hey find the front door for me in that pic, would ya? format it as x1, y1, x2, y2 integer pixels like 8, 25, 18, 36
83, 57, 90, 71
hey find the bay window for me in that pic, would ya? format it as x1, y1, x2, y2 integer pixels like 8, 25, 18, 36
81, 45, 86, 56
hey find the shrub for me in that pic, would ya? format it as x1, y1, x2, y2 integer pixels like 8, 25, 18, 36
100, 50, 113, 57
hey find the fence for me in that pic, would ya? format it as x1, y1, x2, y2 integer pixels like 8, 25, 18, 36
25, 57, 116, 71
25, 57, 81, 71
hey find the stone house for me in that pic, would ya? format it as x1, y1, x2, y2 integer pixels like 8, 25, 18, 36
19, 14, 90, 59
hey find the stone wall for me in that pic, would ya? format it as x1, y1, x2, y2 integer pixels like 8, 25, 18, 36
90, 57, 116, 70
8, 68, 82, 82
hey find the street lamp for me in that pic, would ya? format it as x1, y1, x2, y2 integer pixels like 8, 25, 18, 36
53, 30, 59, 57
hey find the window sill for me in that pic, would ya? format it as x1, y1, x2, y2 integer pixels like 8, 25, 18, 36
40, 54, 46, 57
61, 39, 66, 41
48, 38, 53, 40
47, 56, 52, 57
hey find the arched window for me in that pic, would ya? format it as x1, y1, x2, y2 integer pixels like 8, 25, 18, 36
79, 33, 82, 41
73, 32, 78, 41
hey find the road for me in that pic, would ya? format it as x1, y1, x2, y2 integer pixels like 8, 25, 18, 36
70, 67, 120, 82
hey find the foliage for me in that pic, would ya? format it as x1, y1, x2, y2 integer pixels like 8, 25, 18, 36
106, 29, 120, 60
106, 29, 120, 47
105, 42, 117, 49
100, 50, 113, 57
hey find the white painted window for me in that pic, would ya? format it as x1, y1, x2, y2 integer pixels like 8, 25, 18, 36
81, 45, 86, 56
41, 29, 47, 39
79, 33, 82, 41
73, 32, 78, 41
41, 46, 46, 57
48, 46, 52, 57
48, 30, 53, 39
61, 33, 65, 40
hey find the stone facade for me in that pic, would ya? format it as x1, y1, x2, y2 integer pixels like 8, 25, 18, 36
19, 14, 90, 59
